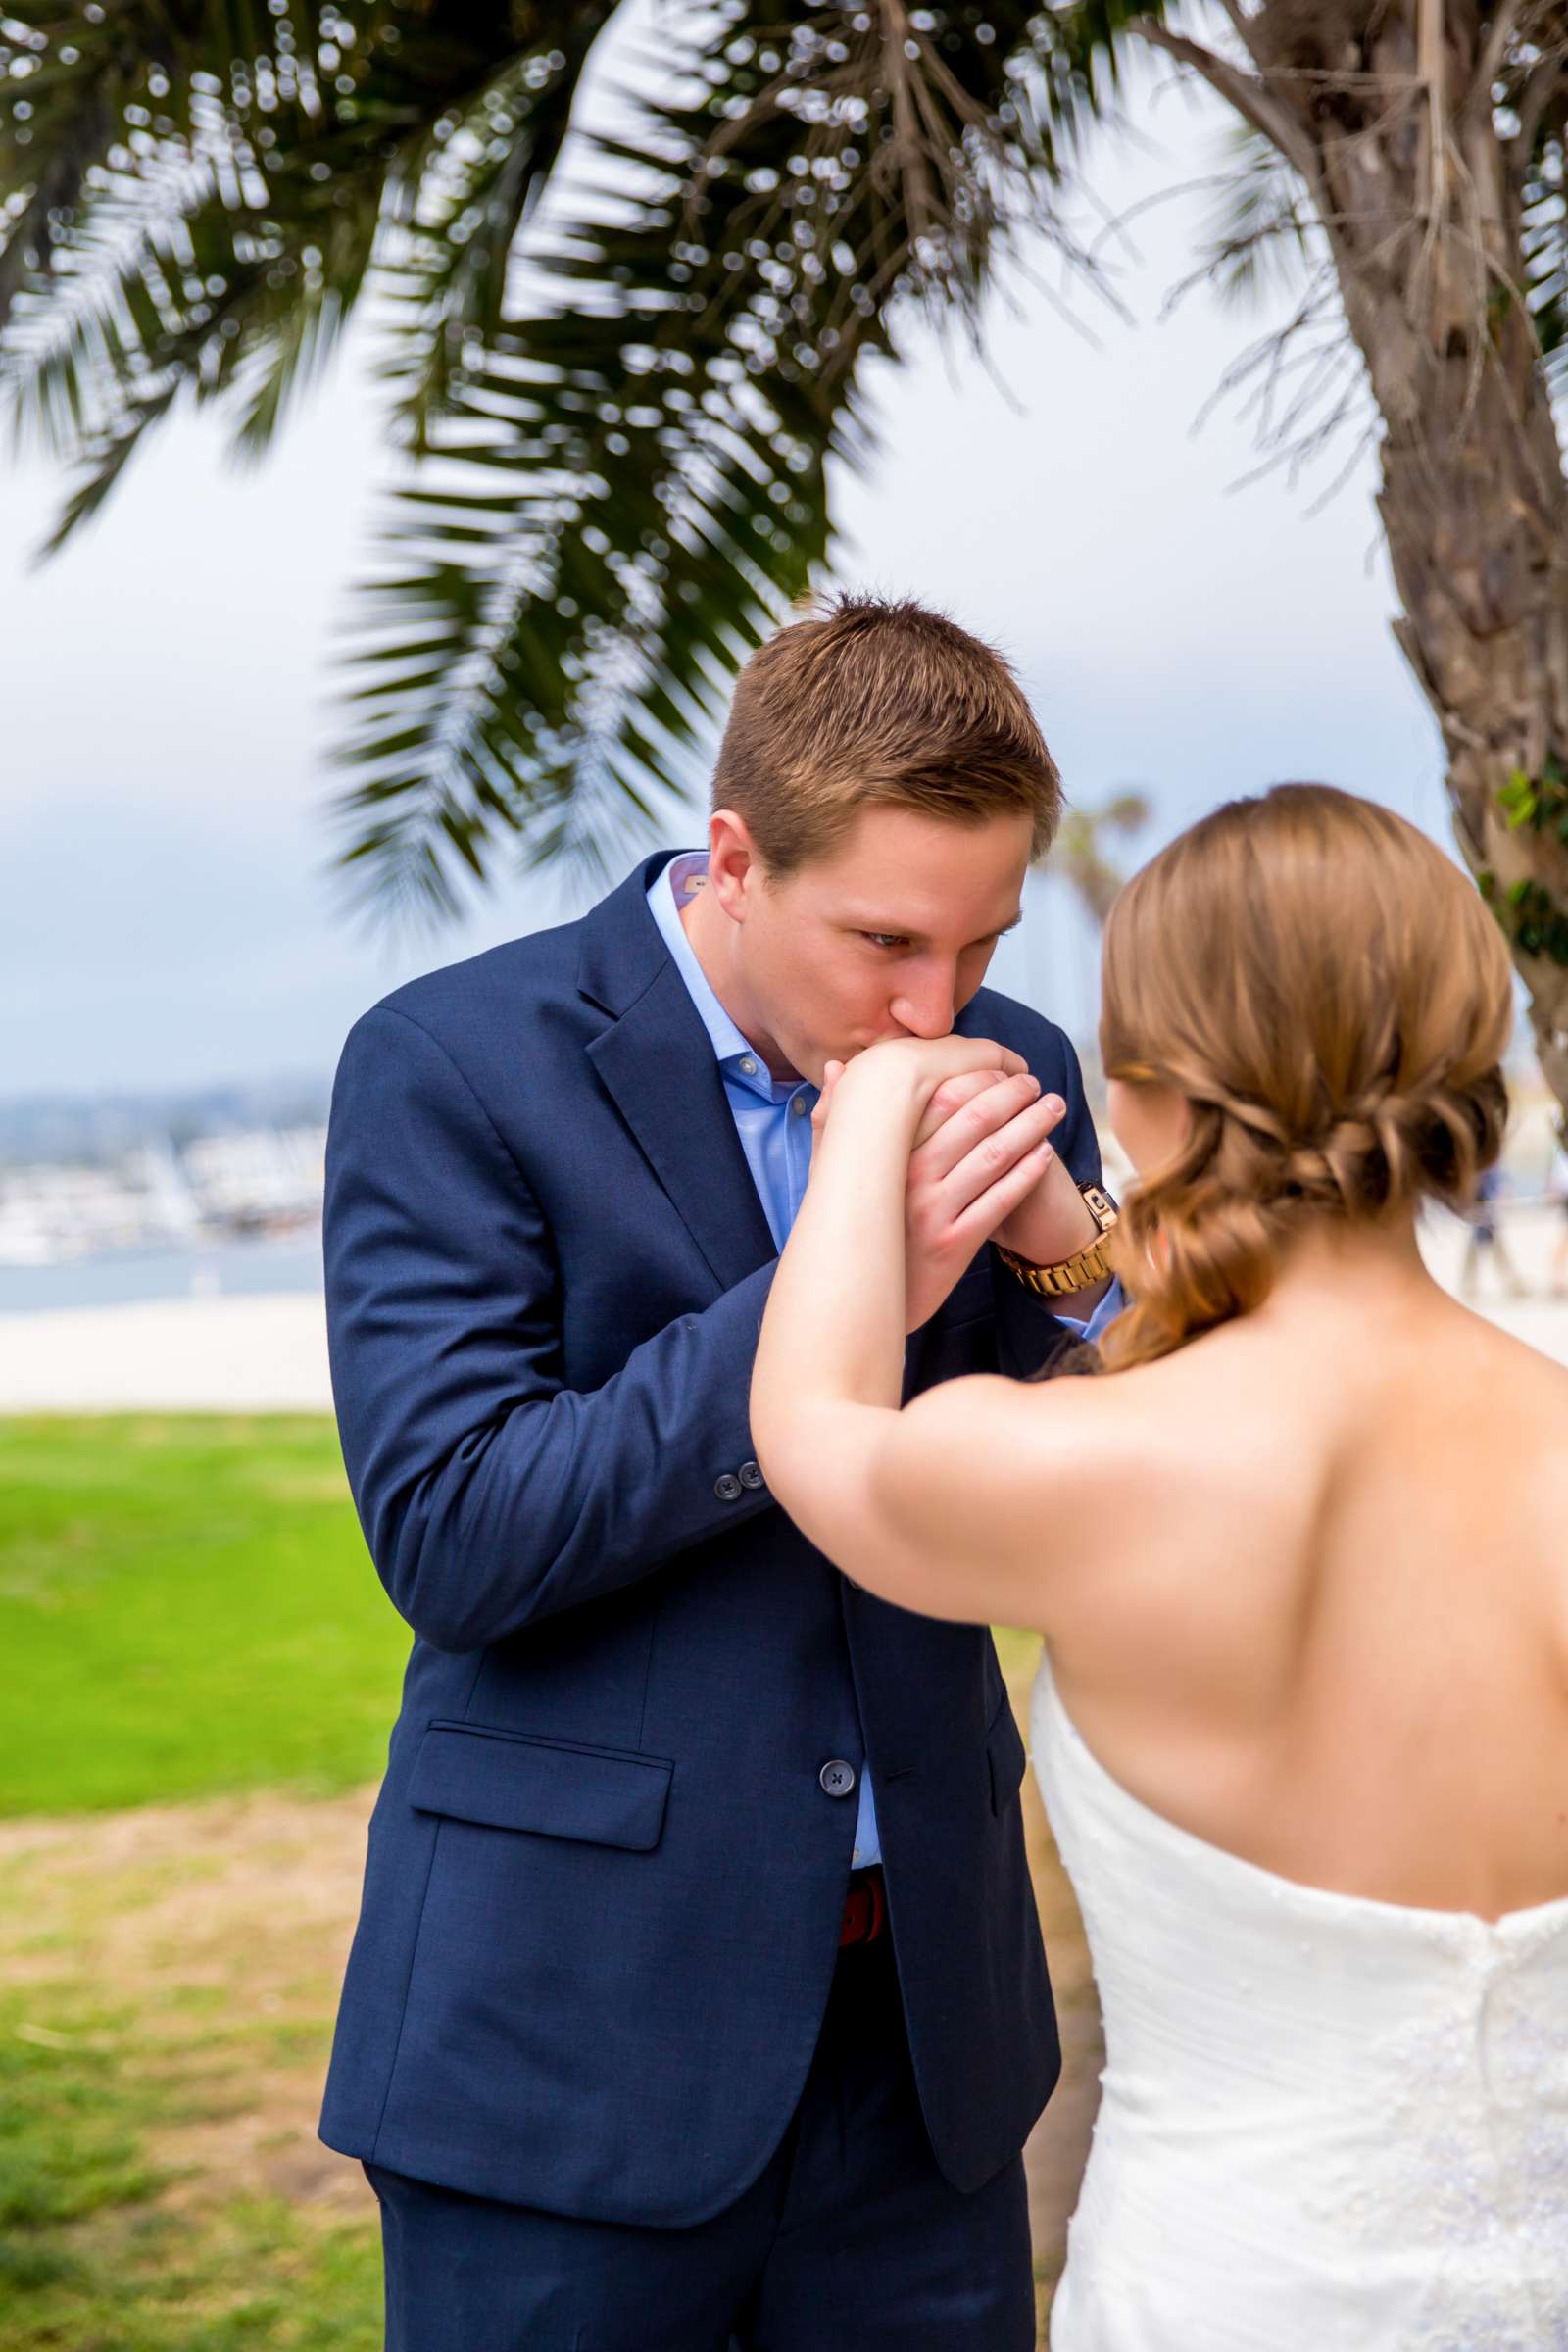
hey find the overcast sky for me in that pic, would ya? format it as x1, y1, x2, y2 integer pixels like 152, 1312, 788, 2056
0, 36, 1448, 1100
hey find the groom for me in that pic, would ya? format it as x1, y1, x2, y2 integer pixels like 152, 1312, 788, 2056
318, 594, 1119, 2348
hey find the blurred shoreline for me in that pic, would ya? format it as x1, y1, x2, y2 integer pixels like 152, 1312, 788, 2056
2, 1203, 1566, 1414
0, 1229, 324, 1317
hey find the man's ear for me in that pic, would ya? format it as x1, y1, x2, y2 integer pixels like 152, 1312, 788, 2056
707, 808, 762, 922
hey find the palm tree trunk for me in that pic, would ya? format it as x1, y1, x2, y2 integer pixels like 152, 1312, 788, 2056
1330, 20, 1568, 1102
1142, 4, 1568, 1107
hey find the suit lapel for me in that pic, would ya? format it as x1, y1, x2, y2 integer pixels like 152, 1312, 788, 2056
580, 858, 779, 1294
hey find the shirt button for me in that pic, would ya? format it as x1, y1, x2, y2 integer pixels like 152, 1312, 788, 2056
790, 1094, 808, 1117
819, 1759, 857, 1798
740, 1057, 758, 1077
713, 1473, 743, 1502
738, 1460, 765, 1490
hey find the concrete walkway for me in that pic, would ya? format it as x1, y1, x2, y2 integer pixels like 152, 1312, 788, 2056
0, 1290, 332, 1413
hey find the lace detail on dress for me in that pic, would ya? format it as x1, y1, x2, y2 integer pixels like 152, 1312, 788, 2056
1301, 1931, 1568, 2347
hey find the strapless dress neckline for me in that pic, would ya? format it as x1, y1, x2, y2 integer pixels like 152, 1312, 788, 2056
1035, 1645, 1568, 1940
1029, 1645, 1568, 2350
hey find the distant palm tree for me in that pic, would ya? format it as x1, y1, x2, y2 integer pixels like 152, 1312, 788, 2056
5, 8, 1568, 1109
1054, 790, 1152, 929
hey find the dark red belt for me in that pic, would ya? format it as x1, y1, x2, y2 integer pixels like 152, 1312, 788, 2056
839, 1866, 888, 1948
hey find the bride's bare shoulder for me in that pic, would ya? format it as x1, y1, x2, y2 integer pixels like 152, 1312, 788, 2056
1456, 1299, 1568, 1402
878, 1318, 1292, 1592
901, 1310, 1295, 1471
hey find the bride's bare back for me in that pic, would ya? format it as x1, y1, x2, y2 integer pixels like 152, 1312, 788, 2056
1028, 1234, 1568, 1924
801, 785, 1562, 1931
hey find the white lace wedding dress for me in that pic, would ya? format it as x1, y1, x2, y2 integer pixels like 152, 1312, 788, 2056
1030, 1649, 1568, 2349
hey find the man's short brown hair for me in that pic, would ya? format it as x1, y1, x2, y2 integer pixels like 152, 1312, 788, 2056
710, 594, 1062, 874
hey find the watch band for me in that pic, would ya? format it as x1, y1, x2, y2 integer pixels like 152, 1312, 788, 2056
996, 1181, 1119, 1298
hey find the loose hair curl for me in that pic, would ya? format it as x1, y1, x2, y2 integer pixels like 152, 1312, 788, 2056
1095, 784, 1513, 1374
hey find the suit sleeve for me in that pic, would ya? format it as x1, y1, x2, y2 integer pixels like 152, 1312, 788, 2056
987, 1022, 1108, 1380
324, 1004, 776, 1653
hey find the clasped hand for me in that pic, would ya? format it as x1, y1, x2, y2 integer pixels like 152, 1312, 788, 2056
809, 1035, 1096, 1332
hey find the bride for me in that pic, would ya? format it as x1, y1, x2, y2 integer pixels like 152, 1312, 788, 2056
749, 782, 1568, 2346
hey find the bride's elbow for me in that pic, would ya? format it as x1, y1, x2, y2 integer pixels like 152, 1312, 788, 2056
749, 1397, 833, 1522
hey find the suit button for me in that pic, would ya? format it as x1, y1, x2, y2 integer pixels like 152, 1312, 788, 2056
819, 1759, 857, 1798
738, 1460, 765, 1491
713, 1473, 743, 1502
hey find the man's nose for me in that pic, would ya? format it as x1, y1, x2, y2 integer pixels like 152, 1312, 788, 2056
890, 970, 957, 1040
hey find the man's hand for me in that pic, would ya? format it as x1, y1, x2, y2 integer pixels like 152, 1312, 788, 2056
920, 1070, 1109, 1309
906, 1069, 1081, 1327
813, 1046, 1072, 1332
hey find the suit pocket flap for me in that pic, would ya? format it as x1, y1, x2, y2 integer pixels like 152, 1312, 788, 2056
409, 1722, 673, 1851
986, 1697, 1028, 1815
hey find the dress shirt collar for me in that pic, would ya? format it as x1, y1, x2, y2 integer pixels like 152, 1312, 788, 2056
648, 853, 789, 1104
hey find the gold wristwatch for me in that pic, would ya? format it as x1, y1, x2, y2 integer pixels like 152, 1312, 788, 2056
995, 1182, 1119, 1298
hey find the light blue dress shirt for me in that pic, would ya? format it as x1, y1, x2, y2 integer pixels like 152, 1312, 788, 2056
649, 852, 1121, 1871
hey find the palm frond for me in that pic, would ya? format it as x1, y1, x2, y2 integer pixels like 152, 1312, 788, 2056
328, 0, 1165, 921
327, 288, 858, 922
378, 4, 620, 449
2, 0, 1158, 917
1198, 122, 1316, 309
0, 0, 574, 540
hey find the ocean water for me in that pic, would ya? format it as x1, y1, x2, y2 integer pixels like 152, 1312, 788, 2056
0, 1231, 324, 1315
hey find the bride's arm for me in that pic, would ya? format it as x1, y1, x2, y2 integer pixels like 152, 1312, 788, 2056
750, 1037, 1130, 1630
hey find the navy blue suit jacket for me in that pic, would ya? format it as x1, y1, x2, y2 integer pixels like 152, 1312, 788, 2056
318, 852, 1102, 2226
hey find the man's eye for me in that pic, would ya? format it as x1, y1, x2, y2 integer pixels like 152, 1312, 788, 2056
860, 932, 906, 951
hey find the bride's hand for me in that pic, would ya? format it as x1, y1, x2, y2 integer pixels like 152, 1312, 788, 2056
813, 1051, 1031, 1161
808, 1056, 847, 1147
811, 1033, 1029, 1141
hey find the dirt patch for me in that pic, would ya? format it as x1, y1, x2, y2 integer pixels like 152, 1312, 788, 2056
0, 1785, 379, 2229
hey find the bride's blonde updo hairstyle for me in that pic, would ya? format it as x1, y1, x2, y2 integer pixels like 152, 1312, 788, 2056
1096, 783, 1513, 1374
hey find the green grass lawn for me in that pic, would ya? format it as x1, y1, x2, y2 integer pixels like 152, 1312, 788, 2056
0, 1417, 410, 1816
0, 1414, 1056, 2348
1, 1415, 396, 2349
